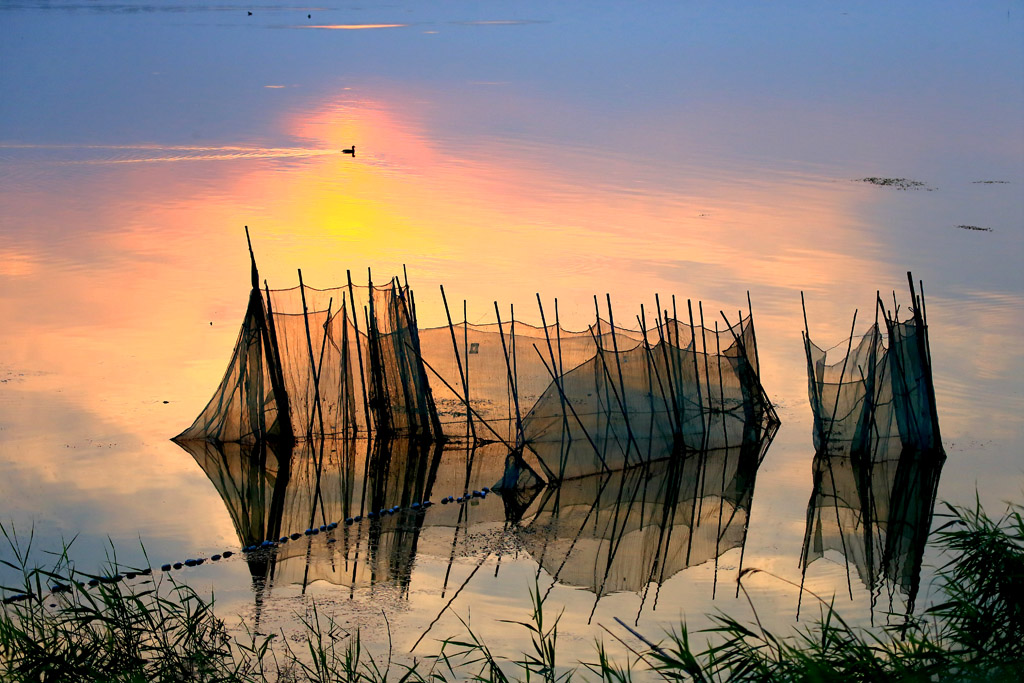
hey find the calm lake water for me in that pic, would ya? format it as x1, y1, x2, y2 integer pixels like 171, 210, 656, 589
1, 0, 1022, 666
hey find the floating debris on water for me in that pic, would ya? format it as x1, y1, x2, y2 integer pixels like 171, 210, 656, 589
856, 177, 932, 190
956, 224, 992, 232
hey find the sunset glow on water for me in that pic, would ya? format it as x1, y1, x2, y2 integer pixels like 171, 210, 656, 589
1, 0, 1022, 662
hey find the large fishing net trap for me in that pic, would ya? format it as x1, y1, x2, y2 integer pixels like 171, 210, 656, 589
798, 273, 945, 617
176, 234, 778, 485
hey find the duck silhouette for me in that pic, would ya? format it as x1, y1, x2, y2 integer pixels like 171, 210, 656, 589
342, 146, 356, 156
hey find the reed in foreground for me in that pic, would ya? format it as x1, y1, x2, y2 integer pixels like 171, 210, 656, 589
1, 499, 1021, 681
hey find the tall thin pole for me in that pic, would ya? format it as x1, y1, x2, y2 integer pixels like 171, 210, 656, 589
591, 297, 639, 463
687, 299, 706, 445
298, 269, 326, 441
464, 300, 474, 440
298, 272, 330, 533
638, 305, 675, 435
698, 301, 714, 433
347, 270, 373, 436
537, 294, 571, 478
822, 310, 859, 450
746, 291, 761, 381
653, 304, 682, 439
244, 227, 292, 442
441, 285, 473, 439
494, 302, 523, 447
532, 344, 610, 475
907, 272, 941, 447
801, 292, 825, 445
606, 293, 640, 466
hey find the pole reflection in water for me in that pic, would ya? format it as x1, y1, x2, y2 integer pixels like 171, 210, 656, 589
799, 444, 944, 620
178, 437, 445, 591
176, 436, 516, 591
178, 416, 776, 617
515, 419, 777, 621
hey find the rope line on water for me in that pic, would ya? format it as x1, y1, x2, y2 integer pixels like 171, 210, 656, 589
1, 487, 492, 605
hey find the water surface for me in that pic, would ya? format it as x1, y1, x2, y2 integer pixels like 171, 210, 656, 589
1, 0, 1022, 664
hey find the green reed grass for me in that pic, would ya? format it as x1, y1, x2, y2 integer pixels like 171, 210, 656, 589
2, 499, 1021, 682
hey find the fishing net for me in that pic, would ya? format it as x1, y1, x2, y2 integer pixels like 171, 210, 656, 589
516, 421, 775, 599
180, 420, 775, 596
803, 285, 942, 459
420, 310, 774, 481
177, 257, 775, 484
800, 278, 945, 615
799, 446, 944, 613
180, 436, 516, 589
177, 277, 439, 443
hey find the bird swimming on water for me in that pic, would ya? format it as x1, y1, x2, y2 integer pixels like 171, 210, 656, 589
342, 146, 356, 156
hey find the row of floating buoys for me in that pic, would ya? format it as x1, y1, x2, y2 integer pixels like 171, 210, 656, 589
441, 487, 491, 505
1, 488, 497, 605
160, 551, 234, 572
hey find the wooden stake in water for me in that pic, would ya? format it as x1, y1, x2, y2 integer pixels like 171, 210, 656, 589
347, 269, 373, 436
494, 302, 524, 448
441, 285, 473, 439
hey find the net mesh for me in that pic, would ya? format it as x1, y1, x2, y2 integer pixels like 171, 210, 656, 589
803, 304, 941, 458
178, 278, 439, 443
420, 311, 773, 481
517, 422, 774, 598
800, 281, 945, 615
178, 274, 775, 484
179, 437, 518, 590
799, 445, 944, 613
179, 423, 775, 594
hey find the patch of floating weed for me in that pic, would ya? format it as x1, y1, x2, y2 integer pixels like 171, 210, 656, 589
856, 177, 932, 190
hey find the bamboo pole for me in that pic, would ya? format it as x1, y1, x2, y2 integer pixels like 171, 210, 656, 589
511, 303, 519, 417
747, 291, 761, 380
606, 293, 641, 465
494, 302, 524, 448
636, 307, 664, 465
242, 227, 292, 442
464, 300, 474, 440
588, 312, 639, 464
907, 272, 941, 447
390, 279, 418, 432
687, 299, 706, 444
554, 298, 571, 478
698, 302, 714, 462
638, 307, 676, 434
801, 292, 825, 445
536, 295, 569, 433
298, 270, 326, 440
879, 292, 924, 445
402, 277, 441, 438
408, 342, 518, 454
532, 344, 611, 476
298, 272, 329, 531
339, 299, 356, 439
365, 268, 393, 435
652, 299, 682, 439
347, 270, 373, 436
441, 285, 473, 439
